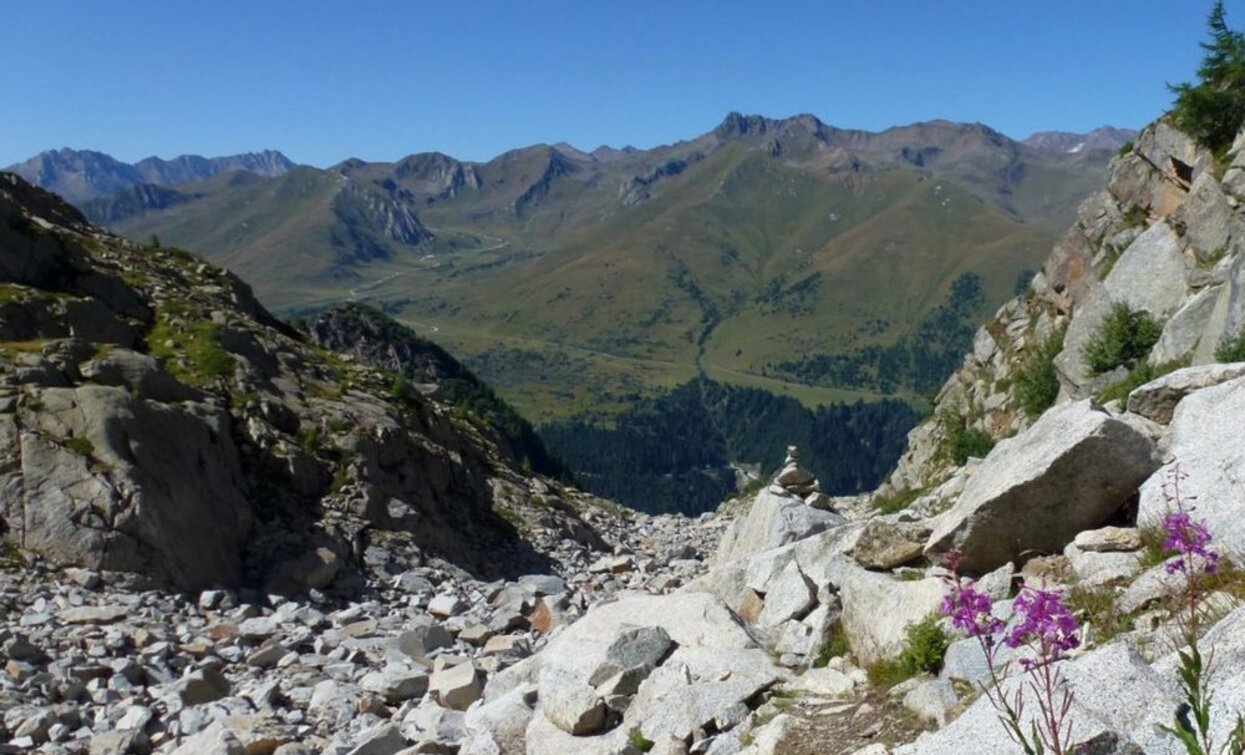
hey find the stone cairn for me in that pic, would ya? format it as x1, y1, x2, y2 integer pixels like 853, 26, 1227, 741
767, 445, 833, 510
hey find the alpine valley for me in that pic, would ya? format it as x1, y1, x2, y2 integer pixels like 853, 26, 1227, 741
8, 117, 1133, 512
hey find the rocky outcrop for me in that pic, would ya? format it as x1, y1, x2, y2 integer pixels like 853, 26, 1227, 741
1, 383, 252, 587
306, 303, 568, 479
886, 117, 1244, 496
0, 172, 618, 590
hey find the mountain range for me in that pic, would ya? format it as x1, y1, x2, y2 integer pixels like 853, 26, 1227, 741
7, 116, 1135, 422
5, 147, 294, 203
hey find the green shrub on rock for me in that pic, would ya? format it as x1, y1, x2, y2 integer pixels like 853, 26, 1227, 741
1014, 326, 1065, 417
1216, 328, 1245, 362
866, 613, 950, 688
1083, 302, 1162, 375
942, 409, 994, 466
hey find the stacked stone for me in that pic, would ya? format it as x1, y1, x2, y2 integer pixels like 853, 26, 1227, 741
768, 446, 834, 510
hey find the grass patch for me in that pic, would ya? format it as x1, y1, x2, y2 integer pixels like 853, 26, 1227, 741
867, 657, 914, 689
1066, 584, 1133, 645
1138, 525, 1170, 569
0, 541, 27, 571
1084, 302, 1162, 376
867, 614, 950, 689
1, 339, 48, 355
1200, 557, 1245, 604
0, 283, 30, 305
813, 624, 851, 668
626, 729, 655, 753
1216, 328, 1245, 362
1013, 326, 1065, 417
64, 436, 95, 458
147, 305, 234, 386
1121, 205, 1150, 230
1096, 358, 1188, 404
873, 487, 923, 514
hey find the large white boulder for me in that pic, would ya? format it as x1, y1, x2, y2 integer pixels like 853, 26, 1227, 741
714, 488, 845, 566
837, 565, 946, 665
1138, 376, 1245, 562
926, 400, 1159, 573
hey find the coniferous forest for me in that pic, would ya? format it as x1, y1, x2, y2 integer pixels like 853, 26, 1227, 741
540, 379, 920, 514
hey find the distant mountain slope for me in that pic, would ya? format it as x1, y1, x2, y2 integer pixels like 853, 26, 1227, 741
1022, 126, 1137, 155
305, 303, 569, 479
4, 147, 294, 203
23, 114, 1124, 421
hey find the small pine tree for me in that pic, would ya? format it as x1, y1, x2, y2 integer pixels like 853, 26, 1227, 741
1170, 1, 1245, 153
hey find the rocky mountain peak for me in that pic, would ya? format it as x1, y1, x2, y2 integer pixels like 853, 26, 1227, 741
4, 148, 296, 204
1023, 126, 1138, 154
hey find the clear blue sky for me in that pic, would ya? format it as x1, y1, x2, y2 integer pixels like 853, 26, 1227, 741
1, 1, 1230, 167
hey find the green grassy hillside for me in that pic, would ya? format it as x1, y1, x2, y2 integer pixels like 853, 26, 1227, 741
78, 114, 1118, 421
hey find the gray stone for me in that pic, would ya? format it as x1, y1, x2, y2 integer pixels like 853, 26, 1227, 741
236, 616, 278, 641
89, 731, 141, 755
838, 565, 945, 665
538, 666, 606, 735
1155, 605, 1245, 748
461, 686, 535, 755
170, 722, 245, 755
394, 621, 453, 661
1074, 527, 1143, 553
345, 724, 408, 755
265, 547, 340, 595
57, 605, 129, 624
361, 664, 430, 703
427, 594, 467, 618
1056, 221, 1189, 386
785, 667, 855, 698
755, 560, 815, 629
176, 668, 231, 706
588, 625, 674, 687
628, 662, 774, 743
1126, 362, 1245, 424
925, 400, 1160, 573
902, 678, 959, 726
430, 660, 483, 711
517, 574, 566, 596
2, 385, 253, 589
1064, 543, 1143, 587
895, 644, 1178, 755
851, 519, 926, 569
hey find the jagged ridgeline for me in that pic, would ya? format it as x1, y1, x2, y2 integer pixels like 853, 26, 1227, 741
0, 172, 605, 590
541, 378, 920, 514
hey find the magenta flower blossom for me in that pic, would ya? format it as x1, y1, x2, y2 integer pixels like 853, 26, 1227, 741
1161, 509, 1220, 575
1005, 587, 1080, 670
939, 550, 1079, 754
940, 581, 1004, 639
